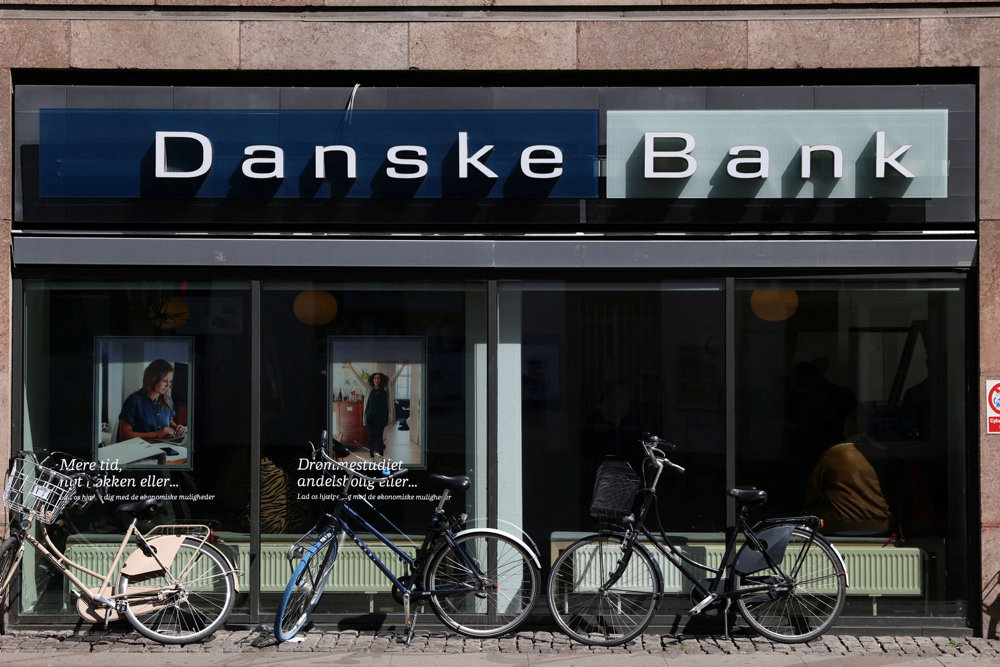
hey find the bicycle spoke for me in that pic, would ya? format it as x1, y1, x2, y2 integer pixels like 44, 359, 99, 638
734, 528, 846, 643
427, 532, 539, 638
119, 539, 235, 644
547, 533, 659, 646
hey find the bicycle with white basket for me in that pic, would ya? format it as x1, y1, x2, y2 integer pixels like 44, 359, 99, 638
0, 450, 238, 643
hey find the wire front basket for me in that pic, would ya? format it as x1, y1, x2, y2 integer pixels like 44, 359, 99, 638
589, 459, 642, 525
3, 456, 78, 524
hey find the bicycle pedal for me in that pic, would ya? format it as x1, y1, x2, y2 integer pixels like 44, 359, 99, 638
689, 592, 717, 615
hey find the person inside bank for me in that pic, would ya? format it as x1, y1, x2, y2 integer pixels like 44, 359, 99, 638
117, 358, 188, 441
805, 436, 891, 536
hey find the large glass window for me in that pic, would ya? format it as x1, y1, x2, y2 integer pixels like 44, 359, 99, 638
20, 279, 252, 616
735, 278, 968, 617
509, 280, 727, 567
14, 270, 972, 626
259, 280, 488, 618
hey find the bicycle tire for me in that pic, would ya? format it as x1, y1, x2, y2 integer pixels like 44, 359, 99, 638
733, 527, 846, 643
274, 535, 337, 642
117, 538, 236, 644
547, 532, 661, 646
425, 530, 540, 638
0, 535, 22, 600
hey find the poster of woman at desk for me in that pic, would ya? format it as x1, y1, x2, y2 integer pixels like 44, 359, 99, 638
94, 337, 194, 470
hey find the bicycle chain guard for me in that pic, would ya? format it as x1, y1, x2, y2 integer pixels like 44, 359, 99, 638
75, 592, 119, 624
120, 535, 184, 581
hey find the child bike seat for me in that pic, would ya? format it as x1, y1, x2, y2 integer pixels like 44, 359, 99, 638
428, 474, 471, 492
728, 488, 768, 505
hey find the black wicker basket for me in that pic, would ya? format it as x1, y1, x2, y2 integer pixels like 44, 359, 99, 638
589, 459, 642, 524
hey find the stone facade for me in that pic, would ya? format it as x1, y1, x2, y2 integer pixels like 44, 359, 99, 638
0, 1, 996, 635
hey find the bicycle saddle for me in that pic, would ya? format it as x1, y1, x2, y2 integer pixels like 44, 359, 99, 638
116, 498, 164, 519
428, 474, 471, 492
728, 488, 767, 505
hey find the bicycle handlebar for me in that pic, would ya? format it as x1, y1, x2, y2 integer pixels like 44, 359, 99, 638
309, 431, 410, 485
640, 433, 686, 475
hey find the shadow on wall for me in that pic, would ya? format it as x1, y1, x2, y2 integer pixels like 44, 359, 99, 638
982, 569, 1000, 638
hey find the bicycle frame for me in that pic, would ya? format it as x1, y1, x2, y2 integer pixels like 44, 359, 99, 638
277, 436, 541, 646
2, 514, 232, 623
599, 441, 829, 640
303, 492, 489, 602
625, 496, 820, 610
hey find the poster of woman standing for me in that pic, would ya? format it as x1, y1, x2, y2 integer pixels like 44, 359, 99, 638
328, 337, 425, 468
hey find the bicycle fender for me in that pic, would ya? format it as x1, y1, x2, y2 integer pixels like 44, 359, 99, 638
451, 527, 542, 570
829, 540, 850, 589
120, 535, 185, 581
732, 525, 795, 575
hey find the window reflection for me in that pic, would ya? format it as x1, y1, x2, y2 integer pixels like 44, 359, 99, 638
736, 279, 967, 616
514, 282, 727, 555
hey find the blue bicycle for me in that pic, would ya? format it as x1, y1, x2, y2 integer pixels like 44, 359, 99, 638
274, 433, 541, 644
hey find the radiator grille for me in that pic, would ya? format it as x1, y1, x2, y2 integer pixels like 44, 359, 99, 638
569, 542, 921, 596
63, 546, 119, 591
260, 543, 416, 592
65, 541, 235, 606
841, 546, 922, 595
65, 541, 417, 595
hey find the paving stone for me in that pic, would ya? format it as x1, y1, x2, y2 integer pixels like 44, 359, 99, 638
0, 628, 997, 659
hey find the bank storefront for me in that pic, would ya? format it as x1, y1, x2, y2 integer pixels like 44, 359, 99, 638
10, 82, 977, 631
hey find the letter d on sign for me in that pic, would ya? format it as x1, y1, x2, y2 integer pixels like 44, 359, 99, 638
155, 131, 213, 179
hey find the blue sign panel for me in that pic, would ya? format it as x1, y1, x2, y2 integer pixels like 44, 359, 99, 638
39, 109, 599, 199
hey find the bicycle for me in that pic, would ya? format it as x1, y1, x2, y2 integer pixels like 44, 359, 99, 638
274, 432, 541, 645
0, 450, 238, 644
547, 434, 848, 646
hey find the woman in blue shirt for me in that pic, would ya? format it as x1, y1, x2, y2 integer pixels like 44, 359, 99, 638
118, 359, 188, 441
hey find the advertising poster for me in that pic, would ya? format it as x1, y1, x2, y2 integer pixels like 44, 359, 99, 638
328, 337, 426, 470
93, 337, 194, 471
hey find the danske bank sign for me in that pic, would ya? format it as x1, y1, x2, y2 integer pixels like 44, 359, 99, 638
607, 109, 948, 199
37, 108, 947, 201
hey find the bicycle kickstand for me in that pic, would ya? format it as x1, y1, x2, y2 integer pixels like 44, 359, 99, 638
721, 597, 732, 640
402, 592, 420, 647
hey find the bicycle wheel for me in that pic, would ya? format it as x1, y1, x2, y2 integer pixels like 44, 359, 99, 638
0, 536, 22, 599
733, 527, 846, 643
547, 533, 660, 646
117, 539, 236, 644
275, 536, 337, 642
426, 530, 540, 637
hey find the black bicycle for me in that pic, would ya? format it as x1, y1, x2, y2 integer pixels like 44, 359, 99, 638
547, 434, 848, 646
275, 433, 541, 644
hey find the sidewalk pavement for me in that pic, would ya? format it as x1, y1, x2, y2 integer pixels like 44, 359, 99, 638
0, 629, 999, 665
